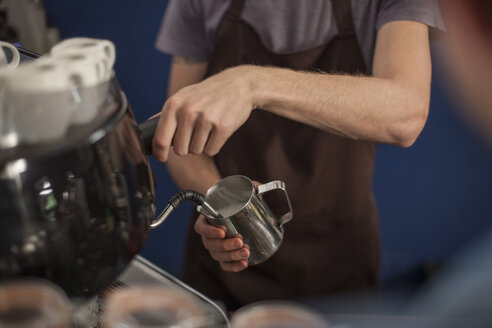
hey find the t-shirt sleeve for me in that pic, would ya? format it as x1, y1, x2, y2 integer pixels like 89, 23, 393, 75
376, 0, 445, 38
155, 0, 210, 60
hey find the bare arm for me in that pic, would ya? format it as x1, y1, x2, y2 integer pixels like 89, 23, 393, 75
251, 21, 431, 147
158, 56, 221, 194
153, 21, 432, 161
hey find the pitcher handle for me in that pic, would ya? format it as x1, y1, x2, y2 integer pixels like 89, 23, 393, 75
257, 180, 293, 227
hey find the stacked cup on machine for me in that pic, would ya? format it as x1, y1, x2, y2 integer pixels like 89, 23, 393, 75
0, 38, 116, 146
51, 38, 115, 125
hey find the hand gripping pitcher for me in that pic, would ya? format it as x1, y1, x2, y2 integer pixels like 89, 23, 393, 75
199, 175, 294, 265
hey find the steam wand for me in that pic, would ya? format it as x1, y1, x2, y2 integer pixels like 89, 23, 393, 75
150, 190, 221, 228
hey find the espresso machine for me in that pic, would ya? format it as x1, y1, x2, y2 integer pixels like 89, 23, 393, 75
0, 43, 229, 327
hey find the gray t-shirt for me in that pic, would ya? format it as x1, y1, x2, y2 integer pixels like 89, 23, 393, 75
156, 0, 444, 70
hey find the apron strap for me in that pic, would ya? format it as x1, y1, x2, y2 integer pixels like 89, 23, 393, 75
227, 0, 246, 20
332, 0, 357, 38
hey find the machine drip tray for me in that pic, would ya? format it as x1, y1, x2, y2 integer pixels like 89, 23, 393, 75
72, 256, 230, 328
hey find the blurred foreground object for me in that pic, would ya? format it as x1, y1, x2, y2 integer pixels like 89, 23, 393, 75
231, 302, 329, 328
401, 1, 492, 327
1, 0, 58, 53
0, 279, 71, 328
103, 287, 225, 328
0, 0, 17, 44
438, 0, 492, 146
408, 230, 492, 328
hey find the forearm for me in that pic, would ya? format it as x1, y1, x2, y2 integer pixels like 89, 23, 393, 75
153, 21, 431, 160
246, 66, 429, 147
166, 152, 221, 194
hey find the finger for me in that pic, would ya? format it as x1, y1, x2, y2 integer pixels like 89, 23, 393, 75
220, 260, 248, 273
202, 237, 243, 252
203, 125, 230, 156
210, 247, 250, 262
189, 115, 213, 155
149, 112, 161, 120
252, 180, 262, 188
153, 101, 178, 162
173, 110, 197, 156
194, 215, 226, 239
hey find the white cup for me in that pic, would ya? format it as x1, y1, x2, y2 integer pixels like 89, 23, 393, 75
0, 58, 78, 143
0, 279, 71, 328
0, 38, 117, 144
0, 57, 77, 92
50, 38, 117, 125
3, 89, 77, 143
51, 38, 115, 81
52, 53, 111, 124
231, 302, 330, 328
55, 52, 108, 87
103, 287, 211, 328
0, 41, 20, 70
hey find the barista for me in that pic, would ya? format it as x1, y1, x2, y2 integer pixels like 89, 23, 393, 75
153, 0, 444, 309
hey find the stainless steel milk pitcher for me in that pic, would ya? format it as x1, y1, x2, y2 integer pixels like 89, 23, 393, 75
199, 175, 293, 265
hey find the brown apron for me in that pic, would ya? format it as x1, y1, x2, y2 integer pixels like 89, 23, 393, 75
182, 0, 380, 310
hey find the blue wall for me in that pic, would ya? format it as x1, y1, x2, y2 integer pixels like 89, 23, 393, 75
43, 0, 492, 282
375, 73, 492, 282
